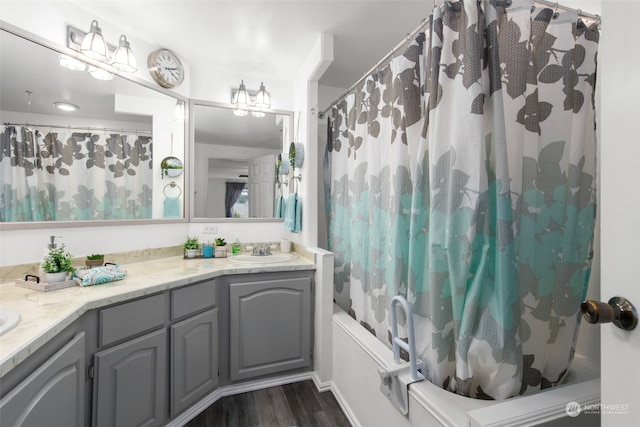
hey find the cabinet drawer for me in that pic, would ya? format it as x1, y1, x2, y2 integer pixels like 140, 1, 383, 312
171, 280, 216, 320
99, 294, 166, 347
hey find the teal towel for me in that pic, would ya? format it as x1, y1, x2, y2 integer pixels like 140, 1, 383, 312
73, 264, 127, 287
163, 196, 181, 218
283, 194, 302, 233
275, 195, 286, 218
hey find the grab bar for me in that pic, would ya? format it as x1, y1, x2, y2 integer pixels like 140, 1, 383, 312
390, 295, 424, 382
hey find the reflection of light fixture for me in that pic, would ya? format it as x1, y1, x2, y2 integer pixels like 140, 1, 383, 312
111, 35, 137, 72
255, 82, 271, 108
80, 20, 109, 61
66, 20, 137, 79
87, 65, 114, 80
59, 54, 87, 71
231, 80, 271, 118
53, 102, 80, 112
174, 101, 185, 122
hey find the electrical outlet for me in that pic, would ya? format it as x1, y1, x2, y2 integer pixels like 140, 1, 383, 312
203, 225, 218, 234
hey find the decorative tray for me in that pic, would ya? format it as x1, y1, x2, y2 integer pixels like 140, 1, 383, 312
15, 275, 77, 292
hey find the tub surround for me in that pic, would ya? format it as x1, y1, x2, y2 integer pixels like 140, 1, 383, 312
0, 252, 315, 377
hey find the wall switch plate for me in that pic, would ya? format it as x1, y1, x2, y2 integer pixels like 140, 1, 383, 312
203, 225, 218, 234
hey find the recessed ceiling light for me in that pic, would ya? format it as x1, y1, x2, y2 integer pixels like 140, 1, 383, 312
53, 102, 80, 112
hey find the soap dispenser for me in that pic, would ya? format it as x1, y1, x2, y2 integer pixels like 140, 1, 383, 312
232, 238, 241, 255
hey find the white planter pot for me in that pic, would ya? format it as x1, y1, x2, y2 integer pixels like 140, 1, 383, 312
46, 272, 67, 283
185, 249, 198, 259
215, 247, 227, 258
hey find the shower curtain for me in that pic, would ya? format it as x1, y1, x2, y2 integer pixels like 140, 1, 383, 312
327, 0, 599, 399
0, 126, 153, 221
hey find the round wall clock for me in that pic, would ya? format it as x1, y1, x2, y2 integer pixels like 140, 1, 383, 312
147, 49, 185, 89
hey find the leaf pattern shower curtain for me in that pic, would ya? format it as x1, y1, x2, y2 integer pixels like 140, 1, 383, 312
0, 126, 153, 221
328, 0, 598, 400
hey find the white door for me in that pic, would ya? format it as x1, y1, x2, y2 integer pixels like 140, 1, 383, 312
599, 3, 640, 426
248, 154, 276, 218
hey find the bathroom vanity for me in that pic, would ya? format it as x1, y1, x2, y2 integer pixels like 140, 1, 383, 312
0, 255, 315, 426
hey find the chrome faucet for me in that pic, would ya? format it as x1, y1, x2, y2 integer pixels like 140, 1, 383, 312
251, 245, 272, 256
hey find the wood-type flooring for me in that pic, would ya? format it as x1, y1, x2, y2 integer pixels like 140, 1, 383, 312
185, 380, 351, 427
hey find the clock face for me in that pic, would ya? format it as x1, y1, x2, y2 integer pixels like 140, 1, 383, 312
147, 49, 184, 88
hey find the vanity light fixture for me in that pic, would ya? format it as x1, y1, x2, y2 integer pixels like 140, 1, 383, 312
58, 54, 87, 71
174, 101, 185, 122
80, 20, 109, 61
53, 102, 80, 112
111, 35, 137, 72
66, 21, 137, 79
231, 80, 271, 117
87, 65, 114, 81
254, 82, 271, 109
232, 80, 250, 116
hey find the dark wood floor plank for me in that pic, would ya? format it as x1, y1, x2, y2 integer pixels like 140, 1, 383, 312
184, 380, 351, 427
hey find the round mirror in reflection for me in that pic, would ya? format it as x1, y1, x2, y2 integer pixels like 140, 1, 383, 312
161, 156, 184, 178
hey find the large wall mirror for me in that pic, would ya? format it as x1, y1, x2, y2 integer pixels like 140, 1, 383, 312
190, 100, 292, 221
0, 24, 186, 228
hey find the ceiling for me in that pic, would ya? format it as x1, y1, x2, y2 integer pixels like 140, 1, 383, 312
72, 0, 430, 89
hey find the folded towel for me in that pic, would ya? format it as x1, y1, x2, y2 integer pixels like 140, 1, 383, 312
73, 264, 127, 287
163, 196, 181, 218
275, 195, 287, 218
283, 194, 302, 233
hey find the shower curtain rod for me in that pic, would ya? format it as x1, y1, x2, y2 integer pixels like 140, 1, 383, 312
319, 0, 600, 119
3, 122, 152, 134
318, 17, 429, 119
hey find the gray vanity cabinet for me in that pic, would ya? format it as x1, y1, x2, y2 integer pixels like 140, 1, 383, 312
92, 294, 168, 427
170, 308, 218, 415
0, 332, 86, 427
229, 275, 312, 381
92, 328, 167, 427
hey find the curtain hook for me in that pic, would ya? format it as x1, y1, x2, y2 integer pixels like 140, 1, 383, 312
553, 2, 560, 19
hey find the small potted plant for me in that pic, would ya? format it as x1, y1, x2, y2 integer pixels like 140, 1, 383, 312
214, 237, 227, 258
41, 244, 75, 283
85, 253, 105, 268
183, 236, 200, 258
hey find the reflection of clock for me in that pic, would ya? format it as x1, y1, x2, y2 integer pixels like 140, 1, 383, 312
147, 49, 184, 88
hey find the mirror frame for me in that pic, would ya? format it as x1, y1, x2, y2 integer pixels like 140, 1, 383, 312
189, 99, 293, 223
0, 21, 189, 230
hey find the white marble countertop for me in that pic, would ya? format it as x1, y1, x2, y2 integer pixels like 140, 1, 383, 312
0, 253, 315, 377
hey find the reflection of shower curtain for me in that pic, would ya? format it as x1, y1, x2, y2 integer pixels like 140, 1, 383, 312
328, 0, 598, 399
0, 126, 153, 221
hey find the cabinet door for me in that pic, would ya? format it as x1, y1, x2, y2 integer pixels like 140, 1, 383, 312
230, 276, 311, 381
93, 329, 167, 427
170, 308, 218, 415
0, 332, 85, 427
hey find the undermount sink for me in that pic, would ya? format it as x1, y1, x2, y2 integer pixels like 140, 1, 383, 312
0, 308, 21, 336
228, 253, 298, 264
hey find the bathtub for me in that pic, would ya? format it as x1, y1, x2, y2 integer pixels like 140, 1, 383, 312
331, 305, 600, 427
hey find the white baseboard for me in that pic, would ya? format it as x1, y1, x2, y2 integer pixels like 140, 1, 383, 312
166, 372, 314, 427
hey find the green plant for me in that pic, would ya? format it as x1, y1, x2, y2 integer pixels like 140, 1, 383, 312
86, 253, 104, 260
41, 244, 75, 274
183, 236, 200, 250
214, 237, 226, 246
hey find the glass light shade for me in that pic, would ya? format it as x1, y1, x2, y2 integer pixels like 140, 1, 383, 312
87, 65, 114, 80
59, 54, 87, 71
174, 102, 185, 122
251, 111, 266, 118
233, 108, 249, 117
255, 82, 271, 108
111, 35, 137, 73
232, 80, 250, 107
80, 20, 109, 61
